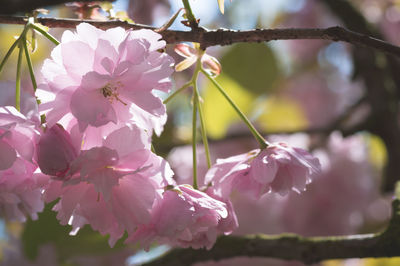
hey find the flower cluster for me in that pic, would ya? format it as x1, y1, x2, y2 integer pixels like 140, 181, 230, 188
205, 142, 321, 199
34, 23, 236, 248
0, 22, 321, 251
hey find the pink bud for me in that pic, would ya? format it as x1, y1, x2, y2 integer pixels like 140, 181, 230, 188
37, 124, 79, 177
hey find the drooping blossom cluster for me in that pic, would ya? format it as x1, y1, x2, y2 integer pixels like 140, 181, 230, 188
0, 22, 323, 252
32, 23, 240, 249
127, 185, 238, 250
205, 142, 321, 200
171, 133, 390, 266
41, 124, 177, 246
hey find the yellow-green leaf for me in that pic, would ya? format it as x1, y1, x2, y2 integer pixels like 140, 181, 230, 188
366, 134, 387, 169
256, 96, 308, 132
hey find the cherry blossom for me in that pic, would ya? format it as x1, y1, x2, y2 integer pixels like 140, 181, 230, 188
43, 124, 175, 246
205, 142, 321, 199
0, 106, 46, 222
36, 23, 174, 134
126, 184, 237, 250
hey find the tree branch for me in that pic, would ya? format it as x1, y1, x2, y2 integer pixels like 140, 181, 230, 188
143, 200, 400, 265
1, 15, 400, 58
0, 0, 111, 15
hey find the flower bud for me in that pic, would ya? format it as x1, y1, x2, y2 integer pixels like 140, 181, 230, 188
37, 124, 79, 177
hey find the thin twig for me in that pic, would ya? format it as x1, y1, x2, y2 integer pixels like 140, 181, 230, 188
0, 16, 400, 57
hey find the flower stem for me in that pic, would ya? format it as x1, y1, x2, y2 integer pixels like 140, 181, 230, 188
22, 36, 37, 91
15, 43, 24, 112
192, 89, 198, 190
0, 38, 19, 74
182, 0, 198, 28
201, 68, 268, 149
0, 24, 30, 75
30, 23, 60, 45
163, 82, 191, 104
196, 91, 212, 168
191, 55, 212, 169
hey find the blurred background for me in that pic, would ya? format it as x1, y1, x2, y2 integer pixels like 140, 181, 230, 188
0, 0, 399, 265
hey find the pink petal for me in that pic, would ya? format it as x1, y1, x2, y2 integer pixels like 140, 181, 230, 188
125, 91, 165, 117
70, 89, 117, 128
111, 175, 156, 229
103, 125, 151, 156
202, 55, 222, 76
250, 151, 278, 184
76, 23, 102, 49
174, 43, 196, 58
0, 141, 16, 170
93, 39, 118, 74
61, 41, 95, 78
80, 72, 110, 92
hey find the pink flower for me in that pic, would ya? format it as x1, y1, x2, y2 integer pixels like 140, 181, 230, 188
43, 124, 175, 246
37, 23, 173, 134
205, 142, 321, 199
126, 185, 236, 250
0, 106, 46, 222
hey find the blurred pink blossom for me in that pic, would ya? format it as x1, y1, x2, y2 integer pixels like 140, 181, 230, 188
66, 2, 104, 20
128, 0, 170, 25
281, 133, 386, 236
126, 184, 237, 250
37, 23, 174, 134
0, 106, 46, 222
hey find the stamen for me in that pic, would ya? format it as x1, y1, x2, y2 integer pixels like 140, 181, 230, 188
100, 83, 127, 106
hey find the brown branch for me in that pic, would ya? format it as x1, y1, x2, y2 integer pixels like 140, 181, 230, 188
142, 200, 400, 265
0, 0, 112, 15
1, 15, 400, 58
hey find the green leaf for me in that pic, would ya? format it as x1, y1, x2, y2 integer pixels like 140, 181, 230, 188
220, 43, 281, 95
22, 202, 125, 262
203, 74, 255, 138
